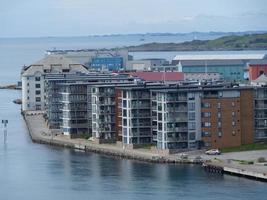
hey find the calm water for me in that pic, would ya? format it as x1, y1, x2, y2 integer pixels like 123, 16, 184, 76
0, 37, 266, 199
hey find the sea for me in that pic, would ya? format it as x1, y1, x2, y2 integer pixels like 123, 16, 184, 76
0, 35, 266, 200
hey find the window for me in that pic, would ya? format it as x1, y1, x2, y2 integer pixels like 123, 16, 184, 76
35, 77, 40, 81
217, 102, 221, 109
202, 122, 211, 127
218, 91, 223, 97
62, 69, 70, 73
202, 131, 211, 137
123, 100, 127, 108
123, 128, 127, 136
218, 112, 221, 118
218, 131, 222, 137
35, 90, 41, 95
202, 102, 211, 108
35, 84, 40, 88
36, 97, 41, 102
188, 112, 195, 120
123, 119, 127, 126
204, 142, 212, 147
189, 132, 196, 140
158, 113, 162, 121
158, 123, 162, 131
27, 83, 29, 86
218, 121, 221, 127
188, 102, 195, 111
188, 122, 196, 130
232, 112, 235, 117
123, 91, 127, 98
232, 121, 236, 126
232, 102, 235, 107
202, 112, 211, 118
188, 93, 195, 100
232, 131, 236, 136
123, 109, 127, 117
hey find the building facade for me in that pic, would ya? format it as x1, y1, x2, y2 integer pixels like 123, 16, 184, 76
21, 55, 89, 111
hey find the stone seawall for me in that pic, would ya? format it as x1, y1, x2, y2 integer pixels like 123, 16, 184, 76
23, 112, 202, 164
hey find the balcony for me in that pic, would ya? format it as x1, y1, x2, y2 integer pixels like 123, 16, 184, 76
132, 103, 150, 109
132, 122, 151, 127
255, 104, 267, 109
166, 127, 187, 132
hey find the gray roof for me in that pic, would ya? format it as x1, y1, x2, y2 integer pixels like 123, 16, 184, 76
177, 59, 247, 66
248, 59, 267, 65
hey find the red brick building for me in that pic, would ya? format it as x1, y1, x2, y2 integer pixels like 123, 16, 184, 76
248, 60, 267, 80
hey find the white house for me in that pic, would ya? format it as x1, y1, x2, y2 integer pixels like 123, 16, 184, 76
21, 55, 89, 111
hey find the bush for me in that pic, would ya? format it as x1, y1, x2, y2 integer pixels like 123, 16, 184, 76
257, 157, 266, 163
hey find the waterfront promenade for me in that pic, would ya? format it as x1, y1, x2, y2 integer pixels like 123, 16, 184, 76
23, 111, 267, 181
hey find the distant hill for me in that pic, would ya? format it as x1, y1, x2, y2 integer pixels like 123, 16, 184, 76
125, 33, 267, 51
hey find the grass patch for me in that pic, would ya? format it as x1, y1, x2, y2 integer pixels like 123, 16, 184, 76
232, 159, 254, 165
221, 142, 267, 153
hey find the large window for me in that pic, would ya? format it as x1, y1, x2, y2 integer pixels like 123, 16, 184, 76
35, 84, 41, 88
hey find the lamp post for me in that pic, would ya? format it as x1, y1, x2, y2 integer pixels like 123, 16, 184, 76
2, 120, 8, 144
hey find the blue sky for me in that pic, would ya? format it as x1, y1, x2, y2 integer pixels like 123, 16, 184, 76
1, 0, 267, 37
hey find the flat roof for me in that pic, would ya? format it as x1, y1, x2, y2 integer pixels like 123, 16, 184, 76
173, 54, 266, 61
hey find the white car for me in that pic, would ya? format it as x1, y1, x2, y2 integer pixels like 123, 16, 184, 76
205, 149, 221, 155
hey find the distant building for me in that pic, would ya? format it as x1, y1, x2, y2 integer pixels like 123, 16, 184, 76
21, 55, 89, 111
184, 72, 222, 82
91, 57, 123, 71
46, 49, 130, 70
172, 54, 266, 81
129, 71, 184, 82
248, 60, 267, 80
126, 58, 168, 71
251, 74, 267, 86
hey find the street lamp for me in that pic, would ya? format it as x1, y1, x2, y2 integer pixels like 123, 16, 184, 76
2, 120, 8, 144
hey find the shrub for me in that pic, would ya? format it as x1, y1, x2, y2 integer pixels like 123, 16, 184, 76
257, 157, 266, 163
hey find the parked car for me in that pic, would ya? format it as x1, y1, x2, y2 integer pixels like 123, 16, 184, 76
205, 149, 221, 155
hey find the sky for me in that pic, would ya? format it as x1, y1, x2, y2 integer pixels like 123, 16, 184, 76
1, 0, 267, 37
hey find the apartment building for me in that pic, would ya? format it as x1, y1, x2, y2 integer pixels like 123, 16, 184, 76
21, 55, 89, 111
45, 73, 136, 135
254, 87, 267, 140
150, 87, 203, 154
201, 88, 254, 149
116, 83, 166, 148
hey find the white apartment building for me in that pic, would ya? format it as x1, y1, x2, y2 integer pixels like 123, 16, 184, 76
21, 55, 89, 111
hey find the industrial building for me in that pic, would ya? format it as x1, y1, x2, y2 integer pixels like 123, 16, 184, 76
172, 54, 266, 81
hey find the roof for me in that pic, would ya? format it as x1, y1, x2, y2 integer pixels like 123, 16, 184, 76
173, 54, 266, 61
129, 71, 184, 82
252, 74, 267, 83
248, 59, 267, 65
22, 55, 89, 76
179, 59, 246, 66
